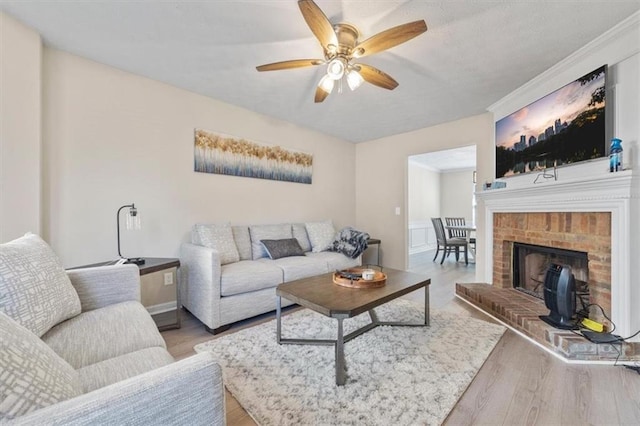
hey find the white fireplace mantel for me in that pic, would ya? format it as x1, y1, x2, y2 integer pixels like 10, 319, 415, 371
477, 170, 640, 340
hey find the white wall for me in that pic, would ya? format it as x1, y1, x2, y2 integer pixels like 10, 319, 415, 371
355, 113, 493, 270
408, 162, 440, 223
407, 161, 440, 253
0, 12, 41, 242
42, 49, 356, 267
440, 169, 474, 220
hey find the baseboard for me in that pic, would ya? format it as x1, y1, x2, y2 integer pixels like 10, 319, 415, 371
146, 301, 177, 315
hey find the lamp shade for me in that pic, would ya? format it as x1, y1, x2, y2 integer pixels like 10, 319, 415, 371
117, 203, 145, 265
347, 70, 364, 91
318, 74, 335, 94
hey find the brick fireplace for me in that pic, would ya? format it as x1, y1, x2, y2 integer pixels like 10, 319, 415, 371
493, 211, 611, 322
456, 171, 640, 361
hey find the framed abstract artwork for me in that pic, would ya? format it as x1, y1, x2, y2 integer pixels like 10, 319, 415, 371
194, 129, 313, 184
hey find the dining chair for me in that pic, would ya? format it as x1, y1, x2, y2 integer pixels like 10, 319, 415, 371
445, 217, 476, 249
431, 217, 468, 265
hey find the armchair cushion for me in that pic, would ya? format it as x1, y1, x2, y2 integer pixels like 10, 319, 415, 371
42, 301, 166, 369
193, 223, 240, 265
0, 233, 81, 337
0, 312, 82, 421
77, 347, 174, 393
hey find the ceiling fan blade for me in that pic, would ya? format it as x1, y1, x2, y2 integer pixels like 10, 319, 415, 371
256, 59, 324, 72
357, 64, 399, 90
352, 20, 427, 58
298, 0, 338, 51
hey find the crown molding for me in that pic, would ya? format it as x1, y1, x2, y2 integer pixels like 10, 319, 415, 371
488, 11, 640, 114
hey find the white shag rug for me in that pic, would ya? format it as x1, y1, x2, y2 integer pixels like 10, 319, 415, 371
194, 299, 505, 426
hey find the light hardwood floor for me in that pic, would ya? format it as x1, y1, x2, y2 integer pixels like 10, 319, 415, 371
161, 251, 640, 425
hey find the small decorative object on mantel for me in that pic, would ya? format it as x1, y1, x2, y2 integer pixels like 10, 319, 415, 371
482, 180, 507, 191
333, 268, 386, 288
609, 138, 623, 172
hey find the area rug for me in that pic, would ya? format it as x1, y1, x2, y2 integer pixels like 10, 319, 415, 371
194, 299, 505, 426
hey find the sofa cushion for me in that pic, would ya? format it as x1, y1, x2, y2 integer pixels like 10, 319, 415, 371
261, 238, 305, 260
305, 251, 360, 271
292, 223, 312, 252
193, 223, 240, 265
77, 347, 174, 393
305, 221, 336, 253
259, 256, 329, 282
0, 312, 82, 421
220, 260, 283, 296
232, 225, 252, 261
249, 224, 292, 260
0, 233, 81, 337
41, 301, 166, 369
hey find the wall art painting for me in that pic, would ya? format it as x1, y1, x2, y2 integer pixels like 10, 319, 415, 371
194, 129, 313, 184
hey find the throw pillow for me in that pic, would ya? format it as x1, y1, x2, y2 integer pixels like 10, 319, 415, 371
0, 312, 82, 420
0, 233, 81, 337
249, 224, 293, 260
292, 223, 312, 252
305, 221, 336, 253
261, 239, 305, 260
193, 223, 240, 265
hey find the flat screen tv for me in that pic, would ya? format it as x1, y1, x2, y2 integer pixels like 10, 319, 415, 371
495, 65, 607, 178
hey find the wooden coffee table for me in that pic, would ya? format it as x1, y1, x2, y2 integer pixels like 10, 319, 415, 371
276, 267, 431, 385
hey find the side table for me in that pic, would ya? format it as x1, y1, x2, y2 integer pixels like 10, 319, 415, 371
367, 238, 381, 266
69, 257, 181, 331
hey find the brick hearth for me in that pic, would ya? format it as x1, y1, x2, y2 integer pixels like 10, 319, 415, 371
456, 283, 640, 361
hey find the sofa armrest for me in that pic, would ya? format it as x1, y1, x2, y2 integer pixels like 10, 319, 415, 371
12, 352, 225, 426
66, 264, 141, 312
180, 243, 222, 330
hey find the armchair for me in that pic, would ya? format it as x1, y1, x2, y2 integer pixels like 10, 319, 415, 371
0, 233, 225, 425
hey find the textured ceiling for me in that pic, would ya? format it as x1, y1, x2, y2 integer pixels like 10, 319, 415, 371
410, 145, 476, 172
2, 1, 639, 143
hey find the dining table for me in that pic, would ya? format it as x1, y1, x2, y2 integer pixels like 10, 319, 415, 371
445, 224, 477, 262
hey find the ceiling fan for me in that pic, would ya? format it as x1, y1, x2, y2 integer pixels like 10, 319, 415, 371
256, 0, 428, 103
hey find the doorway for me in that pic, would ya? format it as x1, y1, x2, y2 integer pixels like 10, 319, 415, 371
407, 145, 476, 269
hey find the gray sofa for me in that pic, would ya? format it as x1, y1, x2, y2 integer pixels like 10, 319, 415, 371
0, 233, 225, 425
180, 221, 361, 333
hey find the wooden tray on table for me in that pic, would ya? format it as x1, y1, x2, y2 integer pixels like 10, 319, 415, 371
332, 268, 387, 289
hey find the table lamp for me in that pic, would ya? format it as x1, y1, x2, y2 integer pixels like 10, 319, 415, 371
117, 203, 145, 265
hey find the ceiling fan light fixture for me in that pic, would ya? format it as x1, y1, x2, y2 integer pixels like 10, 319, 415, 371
346, 69, 364, 91
326, 57, 346, 80
318, 74, 335, 93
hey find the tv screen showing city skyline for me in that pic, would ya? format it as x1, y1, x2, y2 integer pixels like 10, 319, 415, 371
495, 65, 606, 178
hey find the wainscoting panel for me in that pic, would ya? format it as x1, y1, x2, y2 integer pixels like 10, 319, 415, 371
409, 221, 436, 254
